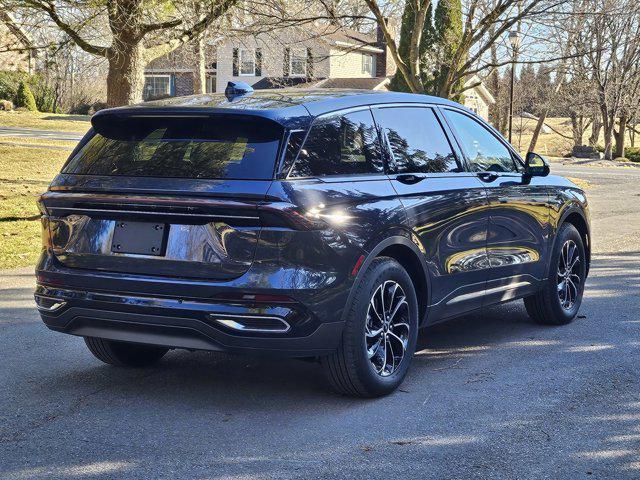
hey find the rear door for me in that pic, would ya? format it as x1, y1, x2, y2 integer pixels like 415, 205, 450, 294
372, 105, 490, 319
440, 108, 550, 304
42, 113, 284, 280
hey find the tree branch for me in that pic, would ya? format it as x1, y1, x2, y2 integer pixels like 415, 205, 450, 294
21, 0, 109, 57
145, 0, 236, 62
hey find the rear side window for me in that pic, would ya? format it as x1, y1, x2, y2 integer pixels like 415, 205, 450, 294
442, 109, 517, 173
373, 106, 459, 173
63, 116, 283, 180
288, 109, 383, 178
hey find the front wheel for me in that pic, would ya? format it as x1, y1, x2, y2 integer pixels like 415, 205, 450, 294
321, 257, 419, 397
525, 223, 586, 325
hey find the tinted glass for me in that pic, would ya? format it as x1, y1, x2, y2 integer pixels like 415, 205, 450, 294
289, 109, 382, 177
374, 107, 459, 173
63, 116, 282, 180
443, 109, 517, 172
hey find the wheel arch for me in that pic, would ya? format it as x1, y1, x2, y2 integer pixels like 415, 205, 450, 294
556, 208, 591, 277
345, 235, 431, 326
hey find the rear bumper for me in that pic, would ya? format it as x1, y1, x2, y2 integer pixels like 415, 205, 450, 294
36, 284, 344, 357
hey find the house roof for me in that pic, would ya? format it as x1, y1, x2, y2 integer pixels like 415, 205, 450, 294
313, 77, 390, 90
96, 88, 465, 129
252, 77, 317, 89
315, 25, 383, 53
464, 75, 495, 105
0, 11, 34, 51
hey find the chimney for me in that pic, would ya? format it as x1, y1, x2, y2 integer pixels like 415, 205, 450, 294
375, 17, 397, 78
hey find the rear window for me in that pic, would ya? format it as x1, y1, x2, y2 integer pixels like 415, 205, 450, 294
63, 116, 283, 180
288, 109, 383, 178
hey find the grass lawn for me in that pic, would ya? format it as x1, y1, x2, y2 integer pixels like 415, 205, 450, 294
0, 111, 90, 133
0, 144, 68, 269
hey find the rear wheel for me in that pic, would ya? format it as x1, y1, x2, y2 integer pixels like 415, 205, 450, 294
84, 337, 168, 367
321, 257, 419, 397
525, 223, 586, 325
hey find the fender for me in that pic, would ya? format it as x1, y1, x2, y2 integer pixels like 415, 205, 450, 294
545, 203, 591, 279
340, 233, 432, 326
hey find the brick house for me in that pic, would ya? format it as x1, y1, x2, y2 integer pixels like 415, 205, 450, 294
0, 11, 35, 74
143, 24, 395, 100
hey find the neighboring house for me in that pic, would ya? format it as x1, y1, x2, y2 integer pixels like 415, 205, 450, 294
144, 23, 395, 99
0, 11, 35, 74
461, 75, 495, 120
144, 23, 496, 121
144, 43, 217, 100
217, 25, 395, 93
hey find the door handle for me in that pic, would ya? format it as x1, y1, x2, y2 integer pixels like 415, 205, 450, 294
477, 172, 499, 183
396, 174, 425, 185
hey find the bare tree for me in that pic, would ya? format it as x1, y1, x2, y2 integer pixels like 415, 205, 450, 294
364, 0, 569, 98
574, 0, 640, 159
3, 0, 236, 106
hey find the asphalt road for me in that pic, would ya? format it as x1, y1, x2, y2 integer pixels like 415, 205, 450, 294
1, 162, 639, 479
0, 126, 83, 142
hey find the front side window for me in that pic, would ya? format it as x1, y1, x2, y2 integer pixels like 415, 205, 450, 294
143, 75, 171, 100
443, 109, 517, 173
289, 109, 383, 177
290, 50, 307, 76
239, 49, 255, 76
374, 107, 459, 173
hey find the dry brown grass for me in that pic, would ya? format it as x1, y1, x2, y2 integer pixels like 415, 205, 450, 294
0, 144, 68, 269
0, 111, 90, 133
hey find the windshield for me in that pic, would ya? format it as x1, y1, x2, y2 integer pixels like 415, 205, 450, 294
63, 116, 283, 180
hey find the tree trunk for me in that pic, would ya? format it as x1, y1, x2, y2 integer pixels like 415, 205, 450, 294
570, 113, 583, 146
193, 35, 206, 95
614, 114, 627, 158
589, 114, 601, 148
602, 114, 614, 160
106, 42, 146, 107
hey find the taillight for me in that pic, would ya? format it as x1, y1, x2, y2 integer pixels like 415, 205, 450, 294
258, 204, 351, 230
36, 194, 48, 215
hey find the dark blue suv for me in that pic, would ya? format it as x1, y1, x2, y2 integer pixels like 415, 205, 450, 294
35, 88, 590, 397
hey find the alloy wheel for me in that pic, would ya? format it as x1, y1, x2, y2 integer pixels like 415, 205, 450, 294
557, 239, 581, 310
365, 280, 410, 377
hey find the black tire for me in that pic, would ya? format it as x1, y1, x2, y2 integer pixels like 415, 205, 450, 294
321, 257, 419, 398
525, 223, 586, 325
84, 337, 168, 367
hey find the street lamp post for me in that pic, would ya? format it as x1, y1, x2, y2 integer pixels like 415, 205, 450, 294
508, 30, 520, 144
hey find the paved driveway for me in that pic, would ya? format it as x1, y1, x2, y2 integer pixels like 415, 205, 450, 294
1, 162, 639, 479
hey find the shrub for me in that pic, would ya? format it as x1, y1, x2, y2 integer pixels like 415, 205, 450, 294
0, 70, 29, 103
29, 75, 58, 113
15, 81, 38, 111
0, 99, 13, 111
625, 147, 640, 163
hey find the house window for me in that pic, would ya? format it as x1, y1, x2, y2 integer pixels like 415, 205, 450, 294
206, 75, 216, 93
143, 75, 171, 100
362, 54, 374, 76
290, 50, 307, 76
239, 49, 255, 76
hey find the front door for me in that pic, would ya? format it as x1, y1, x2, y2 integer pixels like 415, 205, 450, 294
440, 108, 550, 305
372, 105, 490, 321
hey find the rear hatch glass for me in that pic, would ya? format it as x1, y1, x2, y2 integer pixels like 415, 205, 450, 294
63, 115, 282, 180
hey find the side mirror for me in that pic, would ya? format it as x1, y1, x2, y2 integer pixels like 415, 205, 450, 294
525, 152, 550, 177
